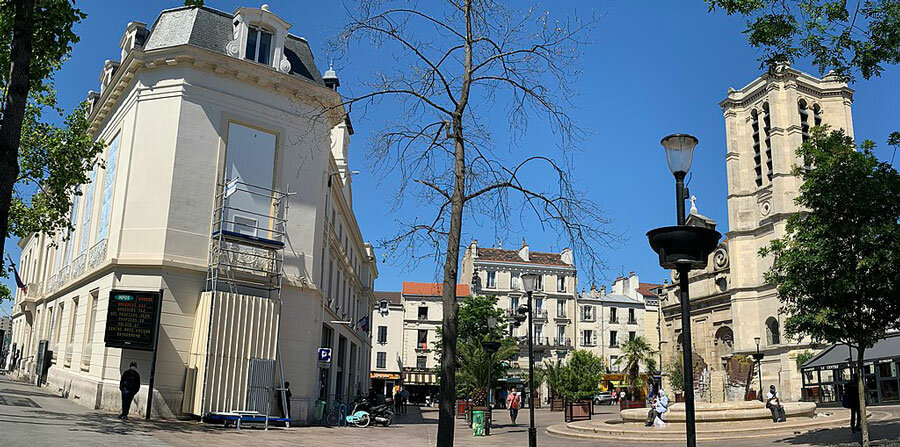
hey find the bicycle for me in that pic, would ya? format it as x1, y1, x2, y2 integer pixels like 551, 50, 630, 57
323, 399, 348, 427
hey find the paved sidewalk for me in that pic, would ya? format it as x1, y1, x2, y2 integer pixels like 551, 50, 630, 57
2, 373, 899, 447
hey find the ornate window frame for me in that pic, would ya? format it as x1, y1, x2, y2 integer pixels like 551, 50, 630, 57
227, 7, 293, 74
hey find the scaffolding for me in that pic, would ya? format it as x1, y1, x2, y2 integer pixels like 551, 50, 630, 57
186, 179, 290, 422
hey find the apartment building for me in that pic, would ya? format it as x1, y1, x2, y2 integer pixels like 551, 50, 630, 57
370, 291, 403, 397
8, 4, 376, 423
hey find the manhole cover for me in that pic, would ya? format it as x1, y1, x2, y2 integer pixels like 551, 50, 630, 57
0, 395, 41, 408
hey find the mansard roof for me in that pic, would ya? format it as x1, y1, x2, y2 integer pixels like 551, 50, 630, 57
476, 248, 570, 267
143, 5, 323, 85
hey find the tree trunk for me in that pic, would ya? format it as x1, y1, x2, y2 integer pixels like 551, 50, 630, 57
0, 0, 35, 258
857, 346, 869, 447
435, 114, 467, 446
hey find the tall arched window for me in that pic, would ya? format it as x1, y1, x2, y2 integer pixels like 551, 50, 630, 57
762, 102, 772, 182
813, 103, 823, 127
766, 317, 781, 345
751, 108, 762, 187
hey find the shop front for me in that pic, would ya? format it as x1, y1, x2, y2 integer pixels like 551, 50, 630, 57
800, 333, 900, 406
402, 369, 439, 404
370, 372, 401, 400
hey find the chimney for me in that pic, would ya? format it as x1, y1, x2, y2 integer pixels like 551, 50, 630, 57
518, 238, 529, 262
600, 285, 607, 296
323, 64, 340, 90
470, 239, 478, 258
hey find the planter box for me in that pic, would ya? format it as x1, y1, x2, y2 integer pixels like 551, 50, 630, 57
550, 398, 565, 412
619, 399, 646, 410
456, 400, 472, 419
564, 400, 593, 422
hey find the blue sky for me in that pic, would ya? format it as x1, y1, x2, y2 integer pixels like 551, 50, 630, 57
3, 0, 899, 316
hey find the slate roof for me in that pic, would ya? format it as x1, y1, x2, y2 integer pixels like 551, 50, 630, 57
402, 282, 470, 297
374, 291, 401, 304
476, 248, 570, 267
803, 332, 900, 369
142, 6, 324, 85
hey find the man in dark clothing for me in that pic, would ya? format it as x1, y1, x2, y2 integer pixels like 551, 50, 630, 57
276, 381, 292, 419
119, 361, 141, 420
846, 376, 862, 433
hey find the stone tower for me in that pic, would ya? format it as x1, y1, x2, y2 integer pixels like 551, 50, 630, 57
720, 66, 854, 399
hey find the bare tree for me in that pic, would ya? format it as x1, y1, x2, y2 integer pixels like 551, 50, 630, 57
332, 1, 614, 444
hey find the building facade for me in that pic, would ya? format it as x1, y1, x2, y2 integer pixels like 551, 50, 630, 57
461, 239, 578, 370
574, 275, 649, 373
8, 4, 377, 423
660, 66, 855, 401
370, 291, 403, 397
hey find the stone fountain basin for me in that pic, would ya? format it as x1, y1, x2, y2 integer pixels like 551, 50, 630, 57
620, 401, 817, 423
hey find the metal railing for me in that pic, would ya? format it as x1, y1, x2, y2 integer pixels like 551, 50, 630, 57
581, 314, 596, 322
533, 309, 548, 320
88, 238, 108, 270
554, 337, 572, 347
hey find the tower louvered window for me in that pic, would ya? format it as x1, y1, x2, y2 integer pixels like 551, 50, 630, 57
751, 109, 762, 187
799, 99, 810, 143
813, 103, 822, 127
763, 102, 773, 183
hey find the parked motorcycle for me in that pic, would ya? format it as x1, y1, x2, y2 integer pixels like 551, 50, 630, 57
368, 401, 394, 427
345, 398, 393, 427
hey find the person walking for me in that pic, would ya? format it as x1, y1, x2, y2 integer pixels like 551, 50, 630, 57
393, 389, 402, 415
765, 385, 786, 423
845, 375, 862, 433
506, 389, 521, 426
400, 387, 409, 414
119, 361, 141, 420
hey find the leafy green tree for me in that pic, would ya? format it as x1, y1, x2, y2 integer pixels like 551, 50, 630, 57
794, 350, 816, 370
664, 358, 684, 393
0, 0, 98, 300
706, 0, 900, 80
555, 350, 605, 401
760, 127, 900, 447
614, 336, 657, 397
455, 338, 519, 398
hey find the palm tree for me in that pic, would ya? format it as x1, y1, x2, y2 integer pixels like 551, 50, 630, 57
456, 338, 519, 400
614, 336, 658, 398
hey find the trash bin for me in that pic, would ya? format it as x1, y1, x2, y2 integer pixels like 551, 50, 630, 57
471, 409, 485, 436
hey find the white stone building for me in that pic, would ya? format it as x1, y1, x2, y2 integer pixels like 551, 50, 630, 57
370, 291, 403, 397
8, 4, 377, 423
574, 278, 647, 372
660, 66, 855, 401
461, 240, 578, 370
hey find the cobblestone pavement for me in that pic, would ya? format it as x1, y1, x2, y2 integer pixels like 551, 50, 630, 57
3, 374, 899, 447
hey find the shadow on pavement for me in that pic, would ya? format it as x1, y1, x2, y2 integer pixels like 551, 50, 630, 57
776, 419, 900, 446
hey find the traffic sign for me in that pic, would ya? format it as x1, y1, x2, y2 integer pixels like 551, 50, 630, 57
317, 347, 332, 363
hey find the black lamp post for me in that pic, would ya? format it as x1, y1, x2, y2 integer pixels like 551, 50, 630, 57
520, 272, 539, 447
647, 134, 720, 447
481, 339, 501, 435
752, 336, 765, 402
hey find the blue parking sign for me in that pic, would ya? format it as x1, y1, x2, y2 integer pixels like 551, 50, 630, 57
317, 347, 332, 363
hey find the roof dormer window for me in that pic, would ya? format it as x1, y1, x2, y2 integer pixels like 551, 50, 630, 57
246, 26, 273, 65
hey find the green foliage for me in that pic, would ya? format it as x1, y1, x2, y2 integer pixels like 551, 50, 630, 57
554, 350, 605, 401
664, 358, 684, 393
614, 336, 658, 393
706, 0, 900, 80
10, 98, 105, 239
795, 350, 816, 369
759, 127, 900, 352
542, 359, 565, 397
439, 294, 518, 398
455, 337, 519, 398
0, 0, 86, 93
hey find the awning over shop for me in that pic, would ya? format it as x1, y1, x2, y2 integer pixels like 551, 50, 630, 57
802, 333, 900, 370
403, 371, 438, 385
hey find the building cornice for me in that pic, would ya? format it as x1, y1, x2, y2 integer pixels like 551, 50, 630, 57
88, 44, 345, 137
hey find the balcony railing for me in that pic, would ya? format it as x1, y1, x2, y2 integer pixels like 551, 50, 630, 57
628, 319, 638, 325
48, 274, 59, 294
519, 336, 550, 346
609, 318, 619, 324
88, 238, 108, 271
533, 309, 548, 320
555, 309, 568, 319
581, 314, 596, 322
70, 254, 87, 279
582, 339, 596, 346
553, 337, 572, 347
64, 343, 73, 366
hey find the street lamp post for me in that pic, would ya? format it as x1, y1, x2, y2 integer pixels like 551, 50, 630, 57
481, 339, 501, 436
647, 134, 721, 447
520, 273, 539, 447
753, 336, 765, 402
